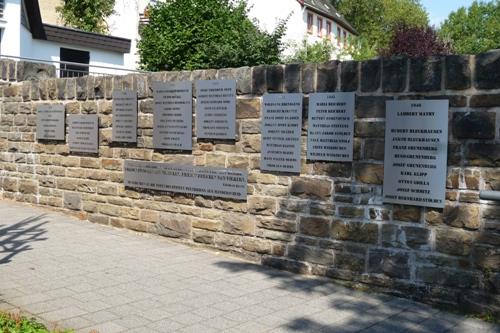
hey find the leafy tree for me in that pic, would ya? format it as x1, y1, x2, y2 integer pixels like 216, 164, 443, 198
439, 0, 500, 54
138, 0, 286, 71
56, 0, 115, 34
382, 25, 451, 57
330, 0, 428, 59
285, 39, 339, 64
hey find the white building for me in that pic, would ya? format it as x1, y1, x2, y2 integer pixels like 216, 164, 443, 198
0, 0, 133, 77
246, 0, 357, 57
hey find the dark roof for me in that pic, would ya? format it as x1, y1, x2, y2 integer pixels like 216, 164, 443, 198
24, 0, 131, 54
298, 0, 357, 35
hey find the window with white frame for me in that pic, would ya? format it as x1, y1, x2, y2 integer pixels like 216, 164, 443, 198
0, 0, 5, 18
317, 17, 323, 37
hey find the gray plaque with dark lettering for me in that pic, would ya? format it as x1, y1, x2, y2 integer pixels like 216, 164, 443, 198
153, 81, 193, 150
383, 100, 449, 208
261, 94, 303, 173
195, 80, 236, 139
307, 93, 354, 162
36, 104, 65, 141
68, 114, 99, 153
124, 160, 247, 200
112, 90, 137, 143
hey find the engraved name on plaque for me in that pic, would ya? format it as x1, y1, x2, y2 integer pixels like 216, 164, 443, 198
307, 93, 355, 162
195, 80, 236, 139
153, 81, 193, 150
383, 100, 449, 208
124, 160, 247, 200
68, 114, 99, 153
261, 94, 303, 173
112, 90, 137, 143
36, 104, 65, 141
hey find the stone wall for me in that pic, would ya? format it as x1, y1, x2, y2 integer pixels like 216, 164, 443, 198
1, 51, 499, 315
0, 60, 56, 83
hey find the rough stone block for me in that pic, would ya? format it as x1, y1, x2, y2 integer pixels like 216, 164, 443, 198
475, 50, 500, 89
364, 139, 384, 160
435, 228, 475, 256
16, 61, 56, 81
157, 213, 192, 238
445, 55, 471, 90
262, 256, 310, 274
299, 216, 330, 238
465, 143, 500, 167
290, 177, 332, 199
222, 213, 254, 235
452, 112, 496, 139
340, 61, 358, 92
443, 205, 480, 230
252, 66, 266, 95
354, 163, 383, 185
361, 59, 381, 92
355, 96, 390, 118
393, 205, 421, 223
316, 61, 339, 92
331, 221, 378, 244
354, 121, 385, 137
469, 94, 500, 108
410, 57, 442, 92
284, 63, 301, 93
383, 57, 407, 92
266, 65, 284, 92
368, 249, 410, 279
312, 162, 352, 178
287, 245, 334, 265
64, 192, 82, 210
301, 63, 316, 93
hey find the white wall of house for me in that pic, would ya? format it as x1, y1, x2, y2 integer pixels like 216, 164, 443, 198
0, 0, 22, 57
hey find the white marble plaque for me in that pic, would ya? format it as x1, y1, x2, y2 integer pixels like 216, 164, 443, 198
261, 94, 303, 173
68, 114, 99, 153
383, 100, 449, 208
153, 81, 193, 150
307, 93, 355, 161
195, 80, 236, 139
112, 90, 137, 143
36, 104, 65, 141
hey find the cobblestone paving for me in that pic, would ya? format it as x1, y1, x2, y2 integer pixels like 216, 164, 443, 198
0, 200, 498, 333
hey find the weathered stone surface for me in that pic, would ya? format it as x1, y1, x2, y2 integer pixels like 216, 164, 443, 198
484, 169, 500, 191
222, 213, 254, 235
19, 180, 37, 194
445, 55, 471, 90
266, 65, 284, 92
355, 96, 390, 118
300, 63, 315, 93
16, 61, 56, 81
341, 61, 358, 92
312, 162, 351, 178
257, 217, 296, 233
290, 177, 332, 199
284, 63, 301, 93
393, 205, 421, 223
383, 57, 407, 92
473, 246, 500, 271
465, 143, 500, 167
368, 249, 410, 279
354, 163, 383, 185
469, 94, 500, 108
354, 121, 385, 137
361, 59, 381, 92
310, 202, 334, 216
242, 237, 271, 254
157, 213, 191, 238
338, 206, 365, 218
364, 139, 384, 160
316, 61, 339, 92
417, 267, 480, 288
443, 205, 480, 230
475, 50, 500, 89
435, 228, 475, 256
299, 216, 330, 238
330, 221, 378, 244
248, 196, 276, 215
252, 66, 266, 95
287, 245, 334, 265
452, 112, 496, 139
237, 98, 260, 119
410, 57, 442, 92
262, 256, 310, 274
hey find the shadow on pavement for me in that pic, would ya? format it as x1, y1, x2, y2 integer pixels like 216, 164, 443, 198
0, 215, 49, 265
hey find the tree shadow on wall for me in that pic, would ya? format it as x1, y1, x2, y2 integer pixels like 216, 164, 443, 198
213, 260, 478, 332
0, 215, 48, 265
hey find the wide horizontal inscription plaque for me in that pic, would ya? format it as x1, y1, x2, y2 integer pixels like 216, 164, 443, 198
153, 81, 193, 150
36, 104, 65, 141
112, 90, 137, 143
261, 93, 303, 173
124, 160, 247, 200
195, 80, 236, 139
307, 92, 355, 162
383, 100, 449, 208
68, 114, 99, 153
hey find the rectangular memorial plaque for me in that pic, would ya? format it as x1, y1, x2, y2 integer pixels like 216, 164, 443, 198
124, 160, 247, 200
261, 94, 303, 173
112, 90, 137, 143
195, 80, 236, 139
68, 114, 99, 153
153, 81, 193, 150
36, 104, 65, 141
307, 93, 355, 162
383, 100, 449, 208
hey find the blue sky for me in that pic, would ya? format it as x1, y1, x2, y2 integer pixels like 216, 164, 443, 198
420, 0, 475, 26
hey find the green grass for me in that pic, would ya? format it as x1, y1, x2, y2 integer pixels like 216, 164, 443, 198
467, 312, 500, 325
0, 311, 73, 333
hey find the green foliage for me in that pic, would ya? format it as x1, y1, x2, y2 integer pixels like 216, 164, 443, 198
285, 39, 338, 64
439, 0, 500, 54
138, 0, 286, 71
0, 312, 73, 333
56, 0, 115, 34
339, 35, 378, 61
331, 0, 429, 53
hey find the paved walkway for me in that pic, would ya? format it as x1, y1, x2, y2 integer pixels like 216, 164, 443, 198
0, 200, 498, 333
